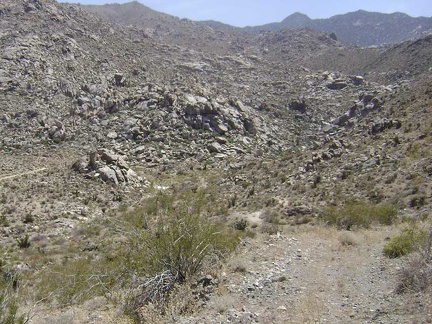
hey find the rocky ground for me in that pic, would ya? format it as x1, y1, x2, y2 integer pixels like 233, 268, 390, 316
1, 1, 431, 323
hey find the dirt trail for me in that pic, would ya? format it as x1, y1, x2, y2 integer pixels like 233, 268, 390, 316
178, 226, 423, 324
0, 168, 47, 182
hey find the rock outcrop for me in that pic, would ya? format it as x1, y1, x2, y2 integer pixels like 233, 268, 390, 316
72, 148, 146, 187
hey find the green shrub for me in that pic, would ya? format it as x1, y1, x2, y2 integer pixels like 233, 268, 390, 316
129, 212, 240, 282
383, 227, 427, 258
43, 257, 121, 305
374, 203, 398, 225
118, 189, 240, 314
0, 292, 24, 324
320, 201, 398, 230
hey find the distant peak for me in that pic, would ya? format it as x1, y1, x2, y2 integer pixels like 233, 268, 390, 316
282, 12, 311, 23
284, 12, 310, 19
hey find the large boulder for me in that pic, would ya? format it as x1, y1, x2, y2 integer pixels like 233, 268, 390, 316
98, 166, 119, 186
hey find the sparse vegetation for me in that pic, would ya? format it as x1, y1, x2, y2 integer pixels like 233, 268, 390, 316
396, 252, 432, 293
31, 187, 240, 320
320, 201, 398, 230
389, 224, 432, 294
338, 231, 359, 247
0, 261, 25, 324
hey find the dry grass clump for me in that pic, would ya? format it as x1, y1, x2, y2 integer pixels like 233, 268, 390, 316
260, 209, 283, 234
261, 209, 282, 224
338, 231, 359, 247
208, 294, 237, 314
296, 290, 327, 323
396, 252, 432, 293
229, 259, 248, 273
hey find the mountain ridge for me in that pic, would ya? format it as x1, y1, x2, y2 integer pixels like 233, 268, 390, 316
243, 9, 432, 46
82, 1, 432, 46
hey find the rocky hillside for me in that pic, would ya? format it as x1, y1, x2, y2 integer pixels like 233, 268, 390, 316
244, 10, 432, 46
1, 0, 432, 323
365, 34, 432, 81
81, 0, 249, 55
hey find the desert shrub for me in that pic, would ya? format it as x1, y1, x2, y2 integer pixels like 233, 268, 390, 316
124, 212, 239, 311
261, 209, 281, 224
119, 189, 239, 313
396, 252, 432, 293
233, 218, 247, 231
338, 231, 359, 247
130, 213, 239, 283
408, 195, 426, 208
0, 213, 9, 227
118, 189, 240, 316
0, 292, 24, 324
16, 235, 30, 249
32, 187, 239, 319
374, 203, 398, 225
35, 255, 122, 306
261, 223, 280, 235
383, 227, 426, 258
395, 225, 432, 293
0, 263, 25, 324
320, 201, 398, 230
22, 214, 34, 224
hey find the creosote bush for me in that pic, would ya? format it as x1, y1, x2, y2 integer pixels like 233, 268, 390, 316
383, 227, 427, 258
33, 187, 240, 320
320, 201, 398, 230
120, 189, 240, 314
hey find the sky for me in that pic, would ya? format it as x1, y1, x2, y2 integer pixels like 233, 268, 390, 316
58, 0, 432, 27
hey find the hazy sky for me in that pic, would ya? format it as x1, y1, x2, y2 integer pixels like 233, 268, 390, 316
59, 0, 432, 27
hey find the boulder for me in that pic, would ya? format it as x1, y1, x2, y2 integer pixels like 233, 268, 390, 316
208, 142, 224, 153
98, 166, 119, 186
326, 79, 348, 90
285, 205, 312, 217
289, 98, 307, 114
